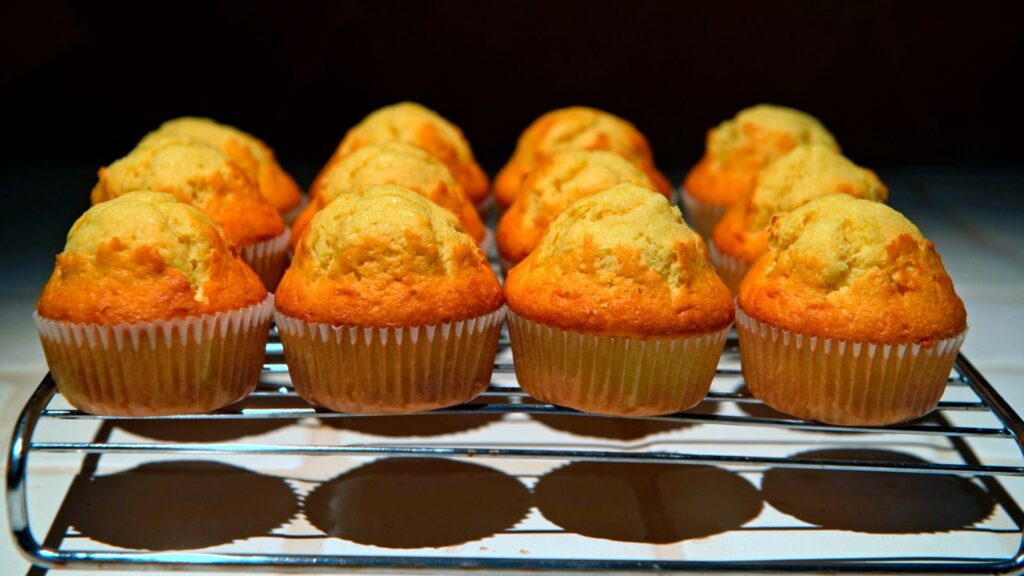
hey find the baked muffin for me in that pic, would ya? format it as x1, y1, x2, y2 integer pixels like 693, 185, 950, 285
144, 116, 304, 219
505, 183, 733, 416
496, 150, 654, 270
292, 141, 485, 249
314, 102, 488, 207
682, 104, 839, 239
92, 134, 290, 290
736, 194, 967, 426
494, 106, 672, 207
275, 184, 505, 414
711, 144, 888, 292
35, 192, 273, 416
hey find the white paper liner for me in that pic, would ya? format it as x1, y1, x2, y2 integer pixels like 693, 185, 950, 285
35, 295, 275, 416
499, 256, 518, 277
474, 194, 495, 215
274, 306, 507, 414
709, 244, 752, 294
735, 307, 967, 426
680, 187, 728, 241
240, 229, 291, 291
480, 227, 495, 257
507, 311, 730, 416
281, 193, 308, 226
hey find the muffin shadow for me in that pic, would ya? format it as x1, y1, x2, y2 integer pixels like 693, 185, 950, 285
528, 399, 718, 441
534, 462, 762, 543
115, 395, 311, 442
762, 449, 996, 533
304, 458, 531, 548
64, 460, 299, 550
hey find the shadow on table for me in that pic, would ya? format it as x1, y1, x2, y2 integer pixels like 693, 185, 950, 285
762, 449, 996, 533
526, 399, 719, 441
534, 461, 762, 543
304, 457, 531, 548
115, 395, 312, 442
63, 460, 300, 550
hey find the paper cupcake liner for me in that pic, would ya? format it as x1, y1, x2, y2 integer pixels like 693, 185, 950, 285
735, 307, 967, 426
241, 229, 291, 291
282, 194, 308, 226
480, 227, 495, 258
507, 311, 729, 416
275, 307, 506, 414
709, 244, 752, 294
35, 295, 274, 416
499, 255, 518, 277
680, 188, 728, 241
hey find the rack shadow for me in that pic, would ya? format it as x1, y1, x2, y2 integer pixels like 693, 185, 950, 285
62, 460, 300, 550
303, 457, 531, 548
534, 461, 762, 543
762, 449, 996, 533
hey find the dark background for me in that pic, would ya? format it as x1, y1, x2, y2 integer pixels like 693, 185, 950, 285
1, 0, 1022, 274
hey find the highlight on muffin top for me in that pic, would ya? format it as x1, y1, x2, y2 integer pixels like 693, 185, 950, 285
143, 117, 303, 213
738, 194, 966, 343
497, 150, 655, 264
713, 144, 889, 262
92, 134, 285, 247
318, 102, 488, 205
36, 191, 266, 324
685, 104, 839, 205
293, 141, 484, 247
505, 183, 734, 336
276, 184, 503, 327
493, 106, 672, 206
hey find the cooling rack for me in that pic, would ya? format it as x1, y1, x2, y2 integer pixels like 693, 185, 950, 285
8, 326, 1024, 573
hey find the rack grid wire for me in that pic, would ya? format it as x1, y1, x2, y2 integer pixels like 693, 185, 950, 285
8, 324, 1024, 574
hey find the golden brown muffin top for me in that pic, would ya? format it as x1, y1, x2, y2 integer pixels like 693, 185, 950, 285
144, 117, 303, 213
276, 185, 503, 327
713, 144, 888, 262
320, 102, 488, 204
505, 183, 734, 336
684, 104, 839, 205
497, 150, 654, 263
738, 194, 966, 344
92, 134, 285, 247
294, 141, 484, 246
37, 192, 266, 324
493, 106, 672, 206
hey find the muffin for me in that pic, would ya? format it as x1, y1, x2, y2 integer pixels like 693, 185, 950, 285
494, 106, 672, 207
35, 192, 273, 416
682, 104, 838, 239
275, 184, 505, 414
737, 194, 967, 426
292, 141, 485, 249
92, 134, 290, 290
143, 116, 304, 219
496, 150, 654, 270
315, 102, 488, 207
711, 144, 888, 292
505, 183, 734, 416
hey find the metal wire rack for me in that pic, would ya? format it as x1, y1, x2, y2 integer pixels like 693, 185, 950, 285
8, 326, 1024, 573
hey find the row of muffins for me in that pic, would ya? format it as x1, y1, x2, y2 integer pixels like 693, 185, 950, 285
36, 104, 967, 427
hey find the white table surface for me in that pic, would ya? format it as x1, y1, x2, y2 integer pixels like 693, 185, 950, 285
0, 167, 1021, 575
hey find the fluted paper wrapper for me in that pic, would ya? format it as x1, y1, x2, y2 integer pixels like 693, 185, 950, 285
241, 229, 291, 291
681, 188, 728, 241
35, 295, 274, 416
735, 307, 966, 426
282, 194, 308, 226
275, 307, 506, 414
507, 311, 729, 416
710, 245, 752, 294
